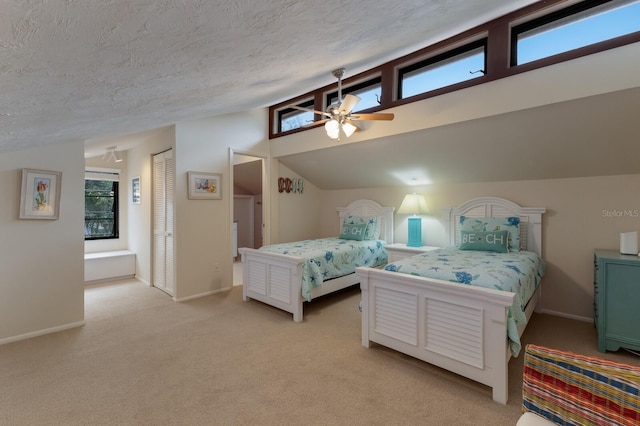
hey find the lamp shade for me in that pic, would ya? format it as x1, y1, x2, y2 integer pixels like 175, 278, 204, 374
342, 121, 357, 137
397, 193, 429, 215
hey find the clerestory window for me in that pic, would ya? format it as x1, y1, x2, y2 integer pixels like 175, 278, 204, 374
512, 0, 640, 66
399, 39, 487, 99
278, 99, 314, 133
268, 0, 640, 139
325, 76, 382, 112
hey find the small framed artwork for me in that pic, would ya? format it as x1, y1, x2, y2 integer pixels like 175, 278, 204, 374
19, 168, 62, 220
132, 176, 141, 204
188, 172, 222, 200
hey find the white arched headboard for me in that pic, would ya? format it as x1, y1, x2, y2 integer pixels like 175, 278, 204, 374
444, 197, 546, 255
336, 199, 395, 243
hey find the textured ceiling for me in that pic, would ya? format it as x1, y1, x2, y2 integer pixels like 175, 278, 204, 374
0, 0, 539, 154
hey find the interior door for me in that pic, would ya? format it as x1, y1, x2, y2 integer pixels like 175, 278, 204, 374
232, 156, 264, 250
152, 149, 175, 295
234, 195, 254, 249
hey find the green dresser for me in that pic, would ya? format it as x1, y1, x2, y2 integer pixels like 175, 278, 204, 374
594, 249, 640, 353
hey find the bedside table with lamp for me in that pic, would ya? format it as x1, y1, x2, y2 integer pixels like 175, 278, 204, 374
389, 193, 440, 262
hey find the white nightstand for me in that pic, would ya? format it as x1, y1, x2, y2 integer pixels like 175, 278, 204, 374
385, 243, 440, 262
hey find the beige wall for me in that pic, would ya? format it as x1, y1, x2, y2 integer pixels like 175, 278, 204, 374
314, 175, 640, 321
173, 109, 270, 301
274, 163, 322, 244
0, 141, 85, 343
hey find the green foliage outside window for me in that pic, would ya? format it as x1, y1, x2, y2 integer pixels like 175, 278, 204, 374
85, 180, 119, 239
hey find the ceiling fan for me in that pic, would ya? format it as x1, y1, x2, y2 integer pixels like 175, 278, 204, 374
290, 68, 394, 140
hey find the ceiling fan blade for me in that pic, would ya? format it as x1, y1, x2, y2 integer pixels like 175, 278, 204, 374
338, 94, 360, 115
350, 113, 395, 121
302, 118, 330, 127
289, 104, 331, 117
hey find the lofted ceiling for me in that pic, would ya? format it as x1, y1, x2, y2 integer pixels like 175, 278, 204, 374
1, 0, 540, 155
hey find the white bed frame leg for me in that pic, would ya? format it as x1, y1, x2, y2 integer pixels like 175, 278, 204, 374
492, 365, 508, 404
293, 299, 303, 323
360, 278, 371, 348
242, 277, 249, 302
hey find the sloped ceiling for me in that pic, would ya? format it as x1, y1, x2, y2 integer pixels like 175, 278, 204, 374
277, 87, 640, 189
1, 0, 539, 154
234, 160, 262, 195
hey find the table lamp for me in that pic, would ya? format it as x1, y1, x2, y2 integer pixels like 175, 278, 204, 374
397, 193, 429, 247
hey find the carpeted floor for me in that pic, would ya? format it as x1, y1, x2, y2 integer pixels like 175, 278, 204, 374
1, 279, 638, 425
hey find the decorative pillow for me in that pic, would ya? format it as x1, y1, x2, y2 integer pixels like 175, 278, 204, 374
459, 216, 521, 251
459, 230, 510, 253
342, 215, 380, 240
339, 223, 368, 241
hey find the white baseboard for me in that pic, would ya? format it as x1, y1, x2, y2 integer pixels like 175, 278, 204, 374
537, 308, 592, 323
174, 286, 232, 302
84, 274, 135, 285
0, 321, 85, 346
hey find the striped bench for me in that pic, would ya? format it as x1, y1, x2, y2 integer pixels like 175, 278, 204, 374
519, 344, 640, 426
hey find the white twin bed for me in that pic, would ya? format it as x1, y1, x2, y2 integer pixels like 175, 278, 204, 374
357, 196, 546, 404
239, 199, 394, 322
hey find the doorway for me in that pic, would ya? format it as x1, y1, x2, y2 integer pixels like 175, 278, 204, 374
230, 149, 267, 286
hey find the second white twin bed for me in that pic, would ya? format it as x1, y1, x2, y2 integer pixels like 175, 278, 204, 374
358, 196, 545, 404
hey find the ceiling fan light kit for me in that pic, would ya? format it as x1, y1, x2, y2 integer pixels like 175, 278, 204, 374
341, 120, 358, 137
289, 68, 394, 141
325, 119, 340, 139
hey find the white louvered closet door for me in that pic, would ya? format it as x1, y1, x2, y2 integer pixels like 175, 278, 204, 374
153, 150, 175, 295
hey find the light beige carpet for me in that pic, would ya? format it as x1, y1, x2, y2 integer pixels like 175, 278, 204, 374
1, 279, 638, 425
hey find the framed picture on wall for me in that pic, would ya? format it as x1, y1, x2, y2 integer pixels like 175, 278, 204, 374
132, 176, 141, 204
19, 168, 62, 220
188, 171, 222, 200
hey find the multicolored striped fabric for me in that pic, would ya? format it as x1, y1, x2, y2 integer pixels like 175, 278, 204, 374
522, 344, 640, 426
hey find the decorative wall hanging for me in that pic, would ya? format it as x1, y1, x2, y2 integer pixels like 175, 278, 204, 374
19, 168, 62, 219
188, 172, 222, 200
278, 177, 303, 194
132, 176, 141, 204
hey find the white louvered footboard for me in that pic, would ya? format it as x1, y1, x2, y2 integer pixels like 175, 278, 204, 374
358, 266, 515, 404
240, 248, 305, 321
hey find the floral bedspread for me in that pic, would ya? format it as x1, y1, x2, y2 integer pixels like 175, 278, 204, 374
259, 238, 388, 302
383, 247, 545, 357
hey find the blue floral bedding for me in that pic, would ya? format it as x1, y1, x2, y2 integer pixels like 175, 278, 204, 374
259, 238, 388, 302
383, 247, 545, 357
